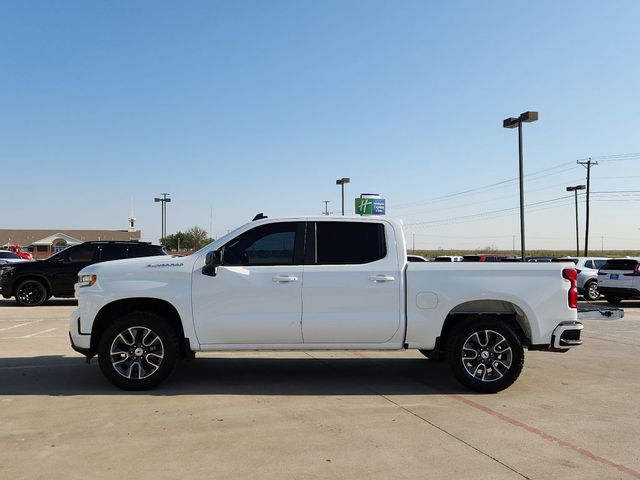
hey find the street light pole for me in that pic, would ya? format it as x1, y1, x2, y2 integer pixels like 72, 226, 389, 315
503, 111, 538, 261
566, 185, 586, 257
154, 193, 171, 247
335, 177, 350, 216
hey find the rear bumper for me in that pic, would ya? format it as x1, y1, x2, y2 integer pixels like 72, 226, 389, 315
551, 321, 583, 349
597, 287, 640, 299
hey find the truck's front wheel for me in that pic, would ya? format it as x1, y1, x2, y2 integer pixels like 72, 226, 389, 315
447, 318, 524, 393
97, 312, 179, 390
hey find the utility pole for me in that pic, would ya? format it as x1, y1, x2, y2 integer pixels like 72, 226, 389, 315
412, 234, 415, 252
322, 201, 331, 215
577, 158, 598, 256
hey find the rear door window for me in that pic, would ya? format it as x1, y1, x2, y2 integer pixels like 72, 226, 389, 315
601, 259, 639, 271
100, 244, 129, 262
314, 222, 386, 265
130, 245, 165, 258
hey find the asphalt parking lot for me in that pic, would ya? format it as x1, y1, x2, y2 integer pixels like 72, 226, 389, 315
1, 299, 639, 480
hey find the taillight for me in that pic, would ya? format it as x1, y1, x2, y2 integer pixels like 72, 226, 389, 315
575, 268, 582, 274
634, 264, 640, 276
563, 268, 578, 308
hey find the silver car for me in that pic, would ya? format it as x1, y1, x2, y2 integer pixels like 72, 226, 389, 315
568, 257, 608, 301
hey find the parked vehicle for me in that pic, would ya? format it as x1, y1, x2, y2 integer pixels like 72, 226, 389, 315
3, 244, 33, 261
463, 254, 516, 262
433, 255, 463, 262
597, 258, 640, 304
566, 257, 608, 301
407, 254, 429, 262
70, 216, 582, 393
526, 256, 554, 263
0, 250, 27, 265
0, 241, 165, 306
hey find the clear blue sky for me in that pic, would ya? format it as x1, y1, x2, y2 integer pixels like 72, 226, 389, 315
2, 1, 639, 250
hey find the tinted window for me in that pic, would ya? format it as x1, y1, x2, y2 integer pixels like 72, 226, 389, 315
130, 244, 165, 258
601, 259, 639, 271
316, 222, 386, 265
584, 260, 593, 269
593, 260, 607, 269
100, 244, 129, 262
0, 252, 21, 259
64, 245, 98, 263
224, 223, 298, 266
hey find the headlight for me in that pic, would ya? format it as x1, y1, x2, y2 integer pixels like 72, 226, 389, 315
0, 266, 15, 276
77, 274, 97, 288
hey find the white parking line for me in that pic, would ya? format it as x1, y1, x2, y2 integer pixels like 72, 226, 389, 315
0, 319, 44, 332
21, 328, 57, 338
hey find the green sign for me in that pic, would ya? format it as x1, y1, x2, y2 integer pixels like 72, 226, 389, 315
355, 198, 386, 215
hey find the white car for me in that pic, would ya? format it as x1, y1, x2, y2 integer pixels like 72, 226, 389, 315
597, 258, 640, 305
0, 250, 26, 266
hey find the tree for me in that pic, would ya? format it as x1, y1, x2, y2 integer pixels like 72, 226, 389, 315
164, 226, 213, 251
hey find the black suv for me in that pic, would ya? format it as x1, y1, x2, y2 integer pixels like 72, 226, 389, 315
0, 241, 165, 306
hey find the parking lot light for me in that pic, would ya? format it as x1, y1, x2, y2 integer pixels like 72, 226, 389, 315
503, 111, 539, 261
566, 185, 586, 257
335, 177, 350, 216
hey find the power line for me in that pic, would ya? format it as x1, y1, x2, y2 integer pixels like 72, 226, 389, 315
393, 161, 577, 210
405, 195, 573, 227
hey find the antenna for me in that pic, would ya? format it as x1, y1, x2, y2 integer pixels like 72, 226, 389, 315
128, 197, 136, 231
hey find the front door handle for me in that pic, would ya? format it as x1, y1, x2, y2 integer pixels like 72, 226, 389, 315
273, 275, 299, 283
369, 275, 395, 283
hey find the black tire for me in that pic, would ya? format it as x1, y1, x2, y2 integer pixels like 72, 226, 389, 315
15, 279, 48, 306
606, 296, 622, 305
418, 349, 444, 362
447, 317, 524, 393
97, 312, 180, 390
583, 280, 600, 301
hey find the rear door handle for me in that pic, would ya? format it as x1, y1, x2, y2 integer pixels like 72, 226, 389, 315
369, 275, 395, 283
273, 275, 299, 283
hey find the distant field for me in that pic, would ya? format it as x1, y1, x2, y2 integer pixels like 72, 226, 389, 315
411, 250, 640, 259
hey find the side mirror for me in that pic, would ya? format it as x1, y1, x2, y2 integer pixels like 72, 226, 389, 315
202, 249, 222, 277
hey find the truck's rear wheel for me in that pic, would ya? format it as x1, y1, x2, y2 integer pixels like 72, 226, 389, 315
97, 312, 179, 390
447, 317, 524, 393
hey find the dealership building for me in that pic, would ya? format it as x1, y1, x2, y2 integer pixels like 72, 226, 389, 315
0, 229, 142, 259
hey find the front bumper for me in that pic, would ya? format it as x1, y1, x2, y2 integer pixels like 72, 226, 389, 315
69, 308, 92, 356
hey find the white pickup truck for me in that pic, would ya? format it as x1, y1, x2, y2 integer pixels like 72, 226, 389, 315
69, 216, 583, 392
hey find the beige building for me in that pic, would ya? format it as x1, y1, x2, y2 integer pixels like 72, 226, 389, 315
0, 229, 142, 259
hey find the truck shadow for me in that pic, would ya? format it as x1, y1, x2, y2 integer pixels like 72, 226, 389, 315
0, 355, 468, 396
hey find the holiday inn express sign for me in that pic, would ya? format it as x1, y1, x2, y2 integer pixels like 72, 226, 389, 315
355, 194, 386, 215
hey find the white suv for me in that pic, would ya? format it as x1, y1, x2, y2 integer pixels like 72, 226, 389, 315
568, 257, 608, 301
597, 258, 640, 305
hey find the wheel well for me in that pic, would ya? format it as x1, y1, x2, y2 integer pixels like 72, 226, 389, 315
13, 276, 51, 296
91, 298, 188, 357
436, 300, 531, 352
